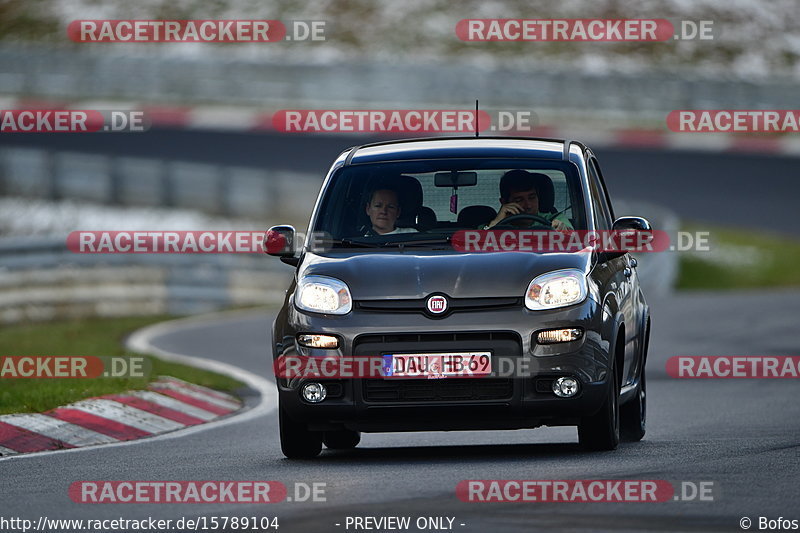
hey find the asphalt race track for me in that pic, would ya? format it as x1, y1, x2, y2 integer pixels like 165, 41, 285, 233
2, 288, 799, 532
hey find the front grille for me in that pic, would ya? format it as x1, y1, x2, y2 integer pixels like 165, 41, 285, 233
363, 378, 513, 402
354, 331, 521, 403
355, 297, 521, 315
355, 331, 522, 347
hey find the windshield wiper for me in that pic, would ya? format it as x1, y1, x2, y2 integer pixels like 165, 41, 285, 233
381, 237, 452, 247
318, 237, 452, 250
321, 238, 383, 249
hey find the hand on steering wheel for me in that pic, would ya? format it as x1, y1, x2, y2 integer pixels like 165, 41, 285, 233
491, 213, 553, 229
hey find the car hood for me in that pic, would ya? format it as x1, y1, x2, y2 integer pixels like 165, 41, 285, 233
298, 250, 593, 299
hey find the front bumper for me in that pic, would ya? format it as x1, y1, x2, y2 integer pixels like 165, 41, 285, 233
274, 297, 613, 432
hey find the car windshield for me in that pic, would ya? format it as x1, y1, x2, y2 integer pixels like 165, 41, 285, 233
311, 158, 587, 247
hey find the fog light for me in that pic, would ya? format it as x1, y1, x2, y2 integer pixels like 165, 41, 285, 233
552, 377, 580, 398
536, 328, 583, 344
297, 334, 339, 349
301, 382, 327, 403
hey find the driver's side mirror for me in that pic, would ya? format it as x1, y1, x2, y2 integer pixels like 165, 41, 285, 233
264, 225, 299, 266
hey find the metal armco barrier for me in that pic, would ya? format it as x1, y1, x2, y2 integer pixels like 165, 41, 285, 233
0, 147, 321, 221
0, 236, 292, 323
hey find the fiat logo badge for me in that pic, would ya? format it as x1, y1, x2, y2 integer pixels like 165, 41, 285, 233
426, 295, 448, 314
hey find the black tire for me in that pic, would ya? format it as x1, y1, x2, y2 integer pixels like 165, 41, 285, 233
279, 407, 322, 459
578, 368, 620, 451
621, 366, 646, 442
323, 429, 361, 450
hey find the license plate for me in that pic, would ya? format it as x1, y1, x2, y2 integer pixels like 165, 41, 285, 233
382, 352, 492, 379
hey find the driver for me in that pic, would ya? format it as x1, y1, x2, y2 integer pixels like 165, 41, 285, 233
482, 169, 573, 231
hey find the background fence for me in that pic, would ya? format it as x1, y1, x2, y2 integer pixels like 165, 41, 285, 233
1, 45, 798, 124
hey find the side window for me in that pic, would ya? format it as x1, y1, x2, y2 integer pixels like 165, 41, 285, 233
588, 158, 613, 230
591, 158, 615, 220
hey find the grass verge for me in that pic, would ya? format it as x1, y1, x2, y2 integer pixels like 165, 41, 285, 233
677, 224, 800, 289
0, 315, 244, 415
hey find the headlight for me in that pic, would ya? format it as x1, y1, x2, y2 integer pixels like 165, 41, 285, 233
525, 269, 587, 310
295, 276, 352, 315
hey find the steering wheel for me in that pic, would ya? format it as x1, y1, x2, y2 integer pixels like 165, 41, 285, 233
491, 213, 553, 229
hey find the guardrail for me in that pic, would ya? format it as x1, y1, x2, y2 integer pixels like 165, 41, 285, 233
0, 146, 320, 224
0, 236, 292, 323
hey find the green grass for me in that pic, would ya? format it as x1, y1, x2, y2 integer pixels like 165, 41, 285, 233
677, 224, 800, 289
0, 316, 244, 415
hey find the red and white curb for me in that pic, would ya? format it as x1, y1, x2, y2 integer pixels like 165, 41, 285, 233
0, 310, 279, 461
2, 97, 799, 156
0, 377, 241, 457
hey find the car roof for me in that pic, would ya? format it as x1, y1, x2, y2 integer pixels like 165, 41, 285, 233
344, 136, 587, 165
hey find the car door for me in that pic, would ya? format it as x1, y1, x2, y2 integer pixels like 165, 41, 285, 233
587, 156, 638, 386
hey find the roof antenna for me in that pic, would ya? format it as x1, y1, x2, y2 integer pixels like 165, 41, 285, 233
475, 99, 480, 138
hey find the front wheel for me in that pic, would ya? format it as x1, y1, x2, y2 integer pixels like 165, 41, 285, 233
279, 407, 322, 459
578, 371, 620, 451
621, 366, 646, 442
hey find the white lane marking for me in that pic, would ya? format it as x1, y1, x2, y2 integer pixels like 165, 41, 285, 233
149, 381, 241, 410
66, 399, 185, 433
0, 414, 118, 447
126, 390, 218, 421
0, 309, 277, 462
0, 445, 19, 456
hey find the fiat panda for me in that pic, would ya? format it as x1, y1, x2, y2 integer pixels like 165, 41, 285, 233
266, 137, 650, 459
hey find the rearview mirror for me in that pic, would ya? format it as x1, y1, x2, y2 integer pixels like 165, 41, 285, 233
434, 171, 478, 187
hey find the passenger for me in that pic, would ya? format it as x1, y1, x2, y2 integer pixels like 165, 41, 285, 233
363, 187, 418, 236
483, 169, 573, 230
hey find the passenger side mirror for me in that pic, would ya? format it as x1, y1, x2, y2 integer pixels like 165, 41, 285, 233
264, 225, 299, 265
602, 217, 653, 260
612, 216, 651, 233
